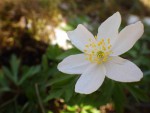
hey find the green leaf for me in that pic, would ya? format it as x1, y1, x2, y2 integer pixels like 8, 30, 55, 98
0, 87, 10, 92
46, 45, 62, 60
46, 74, 74, 86
124, 84, 149, 102
19, 65, 41, 85
41, 54, 49, 71
10, 55, 20, 84
44, 89, 64, 102
46, 75, 77, 102
66, 105, 78, 112
0, 70, 8, 86
98, 78, 114, 104
63, 78, 76, 102
56, 48, 81, 60
112, 83, 126, 113
2, 66, 14, 83
0, 71, 10, 92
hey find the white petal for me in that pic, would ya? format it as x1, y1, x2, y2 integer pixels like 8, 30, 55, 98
75, 63, 106, 94
97, 12, 121, 45
111, 21, 144, 56
57, 54, 90, 74
104, 56, 143, 82
67, 24, 96, 52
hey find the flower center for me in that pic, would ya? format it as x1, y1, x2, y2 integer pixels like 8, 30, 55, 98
97, 51, 104, 58
84, 36, 112, 64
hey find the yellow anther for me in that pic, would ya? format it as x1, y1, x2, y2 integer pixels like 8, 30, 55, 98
89, 38, 92, 42
85, 45, 89, 48
98, 41, 102, 46
102, 58, 107, 62
92, 43, 96, 47
84, 50, 87, 52
97, 51, 104, 58
107, 38, 110, 44
108, 45, 112, 49
84, 37, 112, 64
94, 35, 97, 39
102, 46, 106, 51
92, 50, 95, 54
89, 56, 92, 61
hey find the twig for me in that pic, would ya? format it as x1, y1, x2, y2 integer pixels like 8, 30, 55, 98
35, 83, 46, 113
0, 96, 17, 108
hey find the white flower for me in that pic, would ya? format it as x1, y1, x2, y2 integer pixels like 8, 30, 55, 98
57, 12, 144, 94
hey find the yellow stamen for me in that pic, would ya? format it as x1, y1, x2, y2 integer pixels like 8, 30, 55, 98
84, 37, 112, 64
94, 35, 97, 39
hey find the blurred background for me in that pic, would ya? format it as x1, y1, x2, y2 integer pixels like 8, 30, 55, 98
0, 0, 150, 113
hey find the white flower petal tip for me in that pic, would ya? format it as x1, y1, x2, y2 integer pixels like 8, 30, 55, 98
97, 12, 121, 45
134, 21, 144, 31
75, 64, 106, 94
103, 11, 121, 24
105, 56, 143, 82
57, 54, 90, 74
136, 21, 144, 32
67, 24, 95, 52
111, 21, 144, 56
114, 11, 121, 18
75, 87, 92, 94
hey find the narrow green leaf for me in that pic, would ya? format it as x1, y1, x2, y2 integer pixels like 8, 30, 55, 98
0, 70, 8, 87
124, 84, 149, 102
19, 65, 41, 85
46, 74, 74, 86
10, 55, 20, 84
44, 89, 64, 102
46, 45, 62, 60
94, 78, 114, 106
112, 83, 126, 113
0, 87, 10, 92
2, 66, 14, 82
41, 54, 48, 71
63, 78, 76, 102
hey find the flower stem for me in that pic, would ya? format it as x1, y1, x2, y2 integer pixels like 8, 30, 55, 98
35, 83, 46, 113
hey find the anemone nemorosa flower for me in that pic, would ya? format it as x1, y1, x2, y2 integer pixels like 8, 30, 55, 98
57, 12, 144, 94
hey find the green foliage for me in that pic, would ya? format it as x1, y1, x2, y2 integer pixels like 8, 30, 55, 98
0, 1, 150, 112
2, 55, 41, 86
112, 83, 126, 113
0, 29, 150, 112
61, 105, 100, 113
